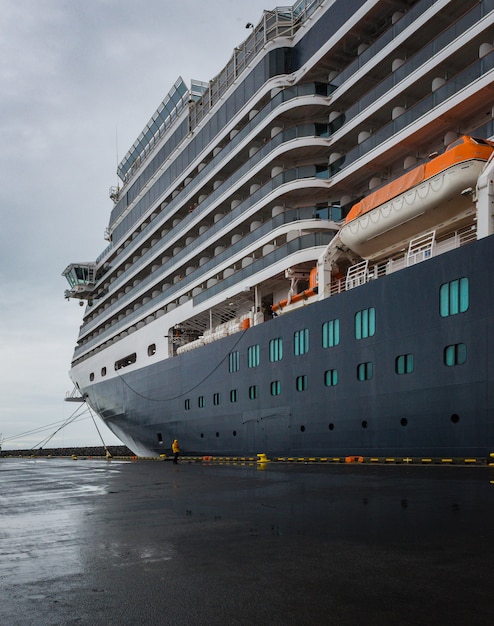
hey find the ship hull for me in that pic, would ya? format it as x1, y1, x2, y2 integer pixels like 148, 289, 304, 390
81, 235, 494, 459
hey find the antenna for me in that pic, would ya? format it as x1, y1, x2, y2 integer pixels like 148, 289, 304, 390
115, 124, 119, 169
109, 125, 121, 204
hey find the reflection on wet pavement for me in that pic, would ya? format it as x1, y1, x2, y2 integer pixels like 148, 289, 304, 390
1, 458, 494, 625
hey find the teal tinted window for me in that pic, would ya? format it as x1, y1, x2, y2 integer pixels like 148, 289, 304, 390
198, 396, 205, 408
444, 343, 467, 366
185, 399, 190, 410
296, 375, 308, 391
249, 385, 258, 399
355, 308, 375, 339
440, 278, 469, 317
270, 380, 281, 396
322, 319, 340, 348
230, 389, 238, 403
294, 328, 309, 356
229, 351, 240, 372
269, 337, 283, 362
213, 393, 221, 405
248, 345, 260, 368
324, 369, 338, 386
357, 362, 373, 381
395, 354, 414, 375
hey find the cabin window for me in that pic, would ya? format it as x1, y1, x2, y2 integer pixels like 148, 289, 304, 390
444, 343, 467, 367
324, 369, 338, 387
148, 343, 156, 356
357, 362, 373, 381
114, 353, 137, 370
296, 375, 308, 392
315, 122, 329, 137
198, 395, 205, 408
213, 393, 221, 406
269, 337, 283, 362
440, 278, 469, 317
247, 345, 260, 368
230, 389, 238, 403
355, 308, 375, 339
229, 351, 240, 373
315, 164, 329, 179
322, 319, 340, 348
101, 367, 107, 377
294, 328, 309, 356
395, 354, 414, 375
270, 380, 281, 396
89, 372, 95, 382
248, 385, 258, 400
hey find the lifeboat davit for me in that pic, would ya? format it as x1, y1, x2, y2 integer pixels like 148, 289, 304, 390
272, 267, 318, 313
339, 136, 494, 260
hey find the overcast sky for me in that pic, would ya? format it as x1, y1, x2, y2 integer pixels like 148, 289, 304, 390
0, 0, 275, 450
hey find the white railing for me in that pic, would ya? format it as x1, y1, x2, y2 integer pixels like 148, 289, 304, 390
328, 226, 476, 297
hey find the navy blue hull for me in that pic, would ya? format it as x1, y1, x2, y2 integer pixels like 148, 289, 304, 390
84, 237, 494, 458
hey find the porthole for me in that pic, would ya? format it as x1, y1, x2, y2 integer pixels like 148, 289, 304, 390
328, 423, 334, 431
216, 432, 219, 437
300, 425, 305, 432
200, 433, 204, 438
400, 418, 408, 427
361, 420, 368, 429
451, 413, 460, 424
233, 430, 237, 437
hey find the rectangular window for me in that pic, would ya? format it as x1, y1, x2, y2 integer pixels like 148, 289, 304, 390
270, 380, 281, 396
230, 389, 238, 403
229, 350, 240, 373
324, 369, 338, 386
213, 393, 221, 405
357, 362, 373, 381
198, 396, 205, 408
248, 344, 260, 368
185, 399, 190, 410
296, 375, 308, 391
294, 328, 309, 356
101, 367, 107, 377
395, 354, 414, 375
440, 278, 469, 317
249, 385, 258, 400
322, 319, 340, 348
147, 344, 156, 356
355, 308, 375, 340
114, 353, 137, 370
269, 337, 283, 362
444, 343, 467, 366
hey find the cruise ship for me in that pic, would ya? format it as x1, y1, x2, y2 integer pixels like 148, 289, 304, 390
63, 0, 494, 459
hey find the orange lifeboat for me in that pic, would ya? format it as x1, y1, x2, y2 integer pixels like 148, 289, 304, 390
272, 267, 318, 313
339, 136, 494, 260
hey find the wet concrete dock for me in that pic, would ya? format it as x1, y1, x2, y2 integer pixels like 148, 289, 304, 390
1, 458, 493, 625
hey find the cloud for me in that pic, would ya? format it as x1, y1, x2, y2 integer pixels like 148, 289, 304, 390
0, 0, 272, 449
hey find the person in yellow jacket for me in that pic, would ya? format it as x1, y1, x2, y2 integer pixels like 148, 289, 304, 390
171, 439, 180, 464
